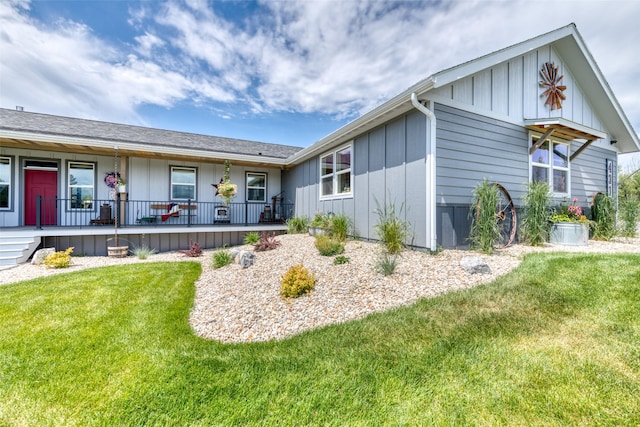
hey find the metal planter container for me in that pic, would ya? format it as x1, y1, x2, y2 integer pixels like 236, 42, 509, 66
549, 223, 589, 246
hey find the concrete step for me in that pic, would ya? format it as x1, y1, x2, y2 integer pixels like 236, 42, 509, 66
0, 234, 41, 267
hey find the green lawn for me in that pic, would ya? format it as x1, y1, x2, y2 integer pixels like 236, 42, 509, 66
1, 253, 639, 426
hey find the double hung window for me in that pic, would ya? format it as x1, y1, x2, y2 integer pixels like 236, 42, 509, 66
320, 144, 352, 198
68, 162, 95, 209
531, 137, 569, 195
246, 172, 267, 202
0, 157, 10, 209
171, 166, 197, 200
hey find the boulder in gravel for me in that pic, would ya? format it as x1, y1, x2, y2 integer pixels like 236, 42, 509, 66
460, 256, 491, 274
31, 247, 56, 265
235, 250, 256, 269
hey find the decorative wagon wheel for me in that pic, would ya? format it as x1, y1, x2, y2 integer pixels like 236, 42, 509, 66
493, 183, 517, 248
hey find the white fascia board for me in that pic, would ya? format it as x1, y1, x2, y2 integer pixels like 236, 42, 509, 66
0, 130, 287, 166
288, 78, 435, 165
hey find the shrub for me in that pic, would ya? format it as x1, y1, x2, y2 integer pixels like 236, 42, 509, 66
310, 213, 333, 229
469, 180, 501, 254
333, 255, 350, 265
619, 197, 640, 237
280, 264, 315, 298
520, 181, 551, 246
330, 214, 352, 242
376, 252, 397, 276
286, 216, 309, 234
243, 232, 260, 245
212, 250, 234, 269
254, 232, 281, 252
44, 247, 74, 269
179, 240, 202, 257
591, 193, 616, 240
374, 199, 410, 255
133, 245, 156, 260
314, 234, 344, 256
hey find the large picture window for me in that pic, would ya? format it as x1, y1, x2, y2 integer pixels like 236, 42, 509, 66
0, 157, 11, 209
246, 172, 267, 202
68, 162, 95, 209
320, 144, 352, 198
531, 137, 569, 195
171, 166, 197, 200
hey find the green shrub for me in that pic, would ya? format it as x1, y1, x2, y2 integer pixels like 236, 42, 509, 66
212, 250, 234, 269
133, 245, 156, 260
376, 252, 397, 276
330, 214, 352, 242
333, 255, 350, 265
285, 216, 309, 234
520, 181, 551, 246
591, 193, 616, 240
314, 234, 344, 256
374, 200, 410, 255
243, 232, 260, 245
280, 264, 315, 298
619, 197, 640, 237
310, 213, 333, 229
469, 180, 501, 254
44, 247, 74, 269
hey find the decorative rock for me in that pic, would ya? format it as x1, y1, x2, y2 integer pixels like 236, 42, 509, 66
459, 256, 492, 274
31, 247, 55, 265
235, 250, 255, 269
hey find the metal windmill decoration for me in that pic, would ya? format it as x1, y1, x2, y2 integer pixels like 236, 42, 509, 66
539, 62, 566, 110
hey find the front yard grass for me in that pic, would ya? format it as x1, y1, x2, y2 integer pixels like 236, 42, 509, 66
1, 253, 639, 426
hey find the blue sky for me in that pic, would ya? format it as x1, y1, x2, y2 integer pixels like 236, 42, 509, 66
1, 0, 639, 170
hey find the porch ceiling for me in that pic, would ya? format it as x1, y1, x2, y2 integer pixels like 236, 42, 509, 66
524, 118, 607, 141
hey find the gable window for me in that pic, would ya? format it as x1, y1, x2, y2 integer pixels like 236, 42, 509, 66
246, 172, 267, 202
531, 137, 569, 195
320, 144, 352, 198
0, 157, 11, 209
68, 162, 95, 209
171, 166, 196, 200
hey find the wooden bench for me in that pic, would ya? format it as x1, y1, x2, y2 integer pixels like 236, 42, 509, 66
138, 203, 197, 223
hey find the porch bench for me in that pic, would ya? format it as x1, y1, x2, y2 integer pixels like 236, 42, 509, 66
146, 203, 197, 223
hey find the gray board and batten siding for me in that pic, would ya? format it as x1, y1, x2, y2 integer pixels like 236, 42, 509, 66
282, 110, 429, 249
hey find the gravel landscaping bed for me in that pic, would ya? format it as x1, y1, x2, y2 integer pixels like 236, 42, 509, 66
3, 234, 639, 343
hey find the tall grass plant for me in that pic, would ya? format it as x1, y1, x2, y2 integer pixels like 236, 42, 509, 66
469, 180, 501, 254
520, 181, 551, 246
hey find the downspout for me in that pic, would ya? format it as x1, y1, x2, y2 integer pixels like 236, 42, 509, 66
410, 93, 437, 251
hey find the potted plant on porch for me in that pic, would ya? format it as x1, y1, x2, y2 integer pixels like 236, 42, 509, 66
549, 198, 591, 246
105, 156, 129, 257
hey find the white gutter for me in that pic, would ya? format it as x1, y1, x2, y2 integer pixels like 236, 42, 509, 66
410, 93, 437, 252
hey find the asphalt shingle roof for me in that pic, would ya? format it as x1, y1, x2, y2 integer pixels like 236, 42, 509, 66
0, 108, 303, 160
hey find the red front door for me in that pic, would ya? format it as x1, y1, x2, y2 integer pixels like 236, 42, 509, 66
25, 169, 58, 225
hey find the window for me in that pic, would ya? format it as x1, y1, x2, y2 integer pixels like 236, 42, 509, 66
531, 137, 569, 195
171, 166, 196, 200
320, 144, 352, 198
246, 172, 267, 202
0, 157, 10, 209
68, 162, 95, 209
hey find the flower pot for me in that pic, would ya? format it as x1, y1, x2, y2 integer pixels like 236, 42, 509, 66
308, 226, 329, 237
107, 246, 129, 257
550, 223, 589, 246
117, 185, 126, 193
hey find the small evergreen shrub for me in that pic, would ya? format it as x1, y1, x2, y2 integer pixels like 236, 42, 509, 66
179, 240, 202, 257
374, 199, 410, 255
376, 252, 397, 276
314, 234, 344, 256
469, 180, 501, 254
280, 264, 315, 298
591, 193, 616, 240
243, 232, 260, 245
133, 245, 156, 260
286, 216, 309, 234
254, 232, 281, 251
520, 181, 551, 246
330, 214, 352, 242
333, 255, 350, 265
212, 250, 234, 269
619, 197, 640, 237
44, 247, 74, 269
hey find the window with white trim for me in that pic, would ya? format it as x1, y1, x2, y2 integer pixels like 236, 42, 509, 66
320, 144, 352, 198
246, 172, 267, 202
171, 166, 197, 200
0, 157, 11, 209
531, 137, 569, 195
68, 162, 95, 209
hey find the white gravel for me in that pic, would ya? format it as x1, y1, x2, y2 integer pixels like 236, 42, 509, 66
2, 234, 638, 343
